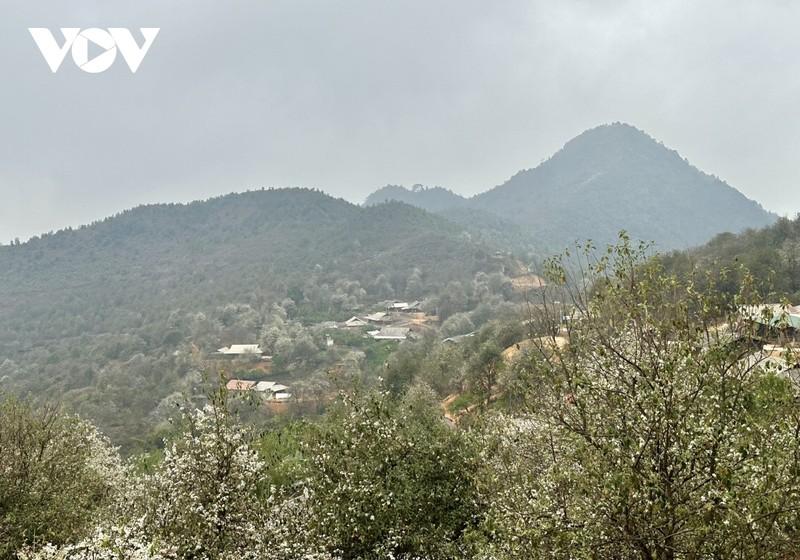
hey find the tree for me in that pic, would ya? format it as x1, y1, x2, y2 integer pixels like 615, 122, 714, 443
24, 388, 277, 559
440, 312, 475, 338
465, 338, 504, 409
0, 395, 123, 559
130, 399, 270, 558
479, 236, 800, 559
301, 385, 480, 558
405, 268, 425, 301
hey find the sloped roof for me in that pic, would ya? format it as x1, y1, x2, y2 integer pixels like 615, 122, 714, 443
775, 314, 800, 329
741, 304, 800, 324
217, 344, 263, 355
364, 312, 389, 322
226, 379, 257, 391
255, 381, 275, 392
373, 327, 410, 340
443, 332, 475, 344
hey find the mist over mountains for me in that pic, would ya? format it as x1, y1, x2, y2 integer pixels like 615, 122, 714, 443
365, 123, 776, 251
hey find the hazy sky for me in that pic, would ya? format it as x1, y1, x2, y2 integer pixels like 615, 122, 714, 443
2, 1, 799, 242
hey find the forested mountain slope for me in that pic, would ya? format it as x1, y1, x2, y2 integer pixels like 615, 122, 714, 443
0, 188, 500, 448
0, 189, 488, 349
662, 213, 800, 302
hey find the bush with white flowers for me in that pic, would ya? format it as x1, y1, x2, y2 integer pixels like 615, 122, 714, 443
300, 382, 481, 558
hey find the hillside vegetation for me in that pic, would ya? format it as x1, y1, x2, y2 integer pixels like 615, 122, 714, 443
0, 189, 487, 348
662, 213, 800, 302
0, 188, 510, 449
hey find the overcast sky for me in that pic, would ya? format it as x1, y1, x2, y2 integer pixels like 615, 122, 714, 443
2, 1, 799, 242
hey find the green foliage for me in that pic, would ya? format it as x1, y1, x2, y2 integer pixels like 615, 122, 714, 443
446, 391, 479, 413
362, 341, 397, 372
383, 336, 466, 398
14, 380, 481, 558
13, 229, 800, 559
129, 402, 270, 558
663, 214, 800, 303
465, 338, 504, 408
15, 391, 305, 560
4, 176, 795, 558
256, 422, 309, 490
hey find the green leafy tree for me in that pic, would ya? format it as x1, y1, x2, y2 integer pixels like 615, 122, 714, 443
440, 312, 475, 338
0, 396, 123, 559
465, 340, 504, 409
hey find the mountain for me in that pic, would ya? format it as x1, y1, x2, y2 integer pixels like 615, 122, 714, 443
473, 123, 775, 250
365, 123, 776, 252
0, 188, 500, 449
0, 188, 489, 346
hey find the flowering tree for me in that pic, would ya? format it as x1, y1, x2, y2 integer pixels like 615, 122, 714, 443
479, 236, 800, 559
130, 403, 270, 558
16, 391, 327, 560
302, 383, 481, 558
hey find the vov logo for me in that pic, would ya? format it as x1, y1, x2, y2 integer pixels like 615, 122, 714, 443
29, 28, 160, 73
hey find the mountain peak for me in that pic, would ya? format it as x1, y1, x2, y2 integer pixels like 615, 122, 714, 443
542, 122, 679, 172
472, 123, 774, 249
364, 124, 775, 251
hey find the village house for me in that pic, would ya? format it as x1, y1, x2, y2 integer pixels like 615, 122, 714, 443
338, 316, 368, 329
227, 379, 292, 401
216, 344, 263, 356
742, 303, 800, 342
215, 344, 272, 361
225, 379, 257, 391
255, 381, 275, 392
372, 326, 410, 340
364, 312, 390, 324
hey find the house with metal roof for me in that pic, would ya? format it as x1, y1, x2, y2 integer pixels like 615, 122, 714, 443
742, 303, 800, 340
255, 381, 276, 392
364, 312, 390, 324
216, 344, 263, 356
372, 326, 410, 340
340, 316, 368, 328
